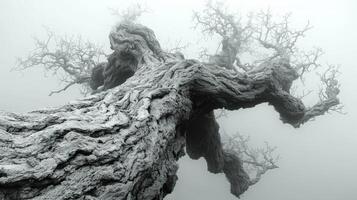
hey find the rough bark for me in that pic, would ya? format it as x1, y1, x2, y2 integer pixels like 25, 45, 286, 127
0, 22, 339, 200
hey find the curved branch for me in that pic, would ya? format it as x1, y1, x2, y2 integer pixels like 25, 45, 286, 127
48, 76, 91, 96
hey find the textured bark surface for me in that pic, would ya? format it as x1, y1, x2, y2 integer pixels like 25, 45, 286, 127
0, 22, 339, 200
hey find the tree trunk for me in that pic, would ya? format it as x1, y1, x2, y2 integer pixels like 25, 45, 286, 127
0, 22, 339, 200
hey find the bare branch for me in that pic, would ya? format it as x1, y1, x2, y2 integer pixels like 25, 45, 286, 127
110, 3, 148, 23
222, 132, 279, 186
14, 28, 106, 95
290, 85, 313, 100
163, 39, 190, 55
48, 76, 91, 96
253, 10, 312, 62
318, 65, 340, 101
193, 1, 253, 70
295, 65, 342, 125
291, 48, 323, 80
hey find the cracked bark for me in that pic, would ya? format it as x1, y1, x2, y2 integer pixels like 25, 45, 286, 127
0, 22, 339, 200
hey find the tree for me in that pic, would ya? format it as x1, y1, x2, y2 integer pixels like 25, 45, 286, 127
0, 2, 341, 200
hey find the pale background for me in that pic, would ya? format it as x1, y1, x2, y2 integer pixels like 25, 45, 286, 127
0, 0, 356, 199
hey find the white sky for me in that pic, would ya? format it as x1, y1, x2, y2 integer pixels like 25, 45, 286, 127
0, 0, 356, 199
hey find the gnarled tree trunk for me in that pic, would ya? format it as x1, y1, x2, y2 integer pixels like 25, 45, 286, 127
0, 22, 339, 200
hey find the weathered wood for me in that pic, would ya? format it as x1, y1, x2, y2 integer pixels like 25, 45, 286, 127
0, 22, 339, 200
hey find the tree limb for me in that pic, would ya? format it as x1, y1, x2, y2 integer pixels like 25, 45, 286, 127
14, 28, 106, 95
222, 133, 279, 186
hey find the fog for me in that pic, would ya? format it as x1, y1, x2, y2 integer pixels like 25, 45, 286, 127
0, 0, 356, 199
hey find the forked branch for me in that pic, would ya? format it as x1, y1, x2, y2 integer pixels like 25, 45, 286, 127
14, 28, 106, 95
222, 133, 279, 186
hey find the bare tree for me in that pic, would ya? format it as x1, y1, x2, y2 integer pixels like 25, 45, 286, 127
0, 2, 342, 200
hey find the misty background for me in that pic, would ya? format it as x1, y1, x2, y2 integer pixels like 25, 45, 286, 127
0, 0, 356, 199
